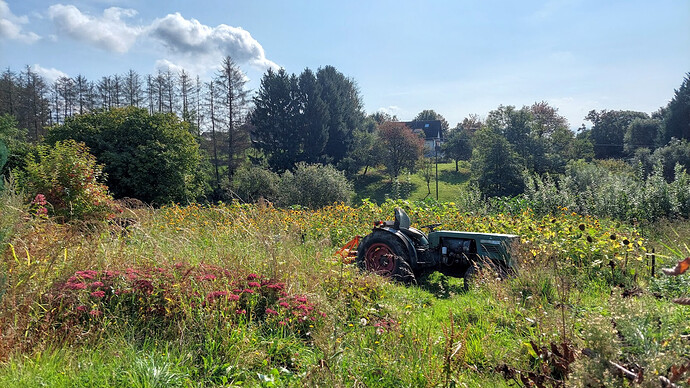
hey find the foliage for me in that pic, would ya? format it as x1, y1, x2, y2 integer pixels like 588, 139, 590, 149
378, 121, 425, 180
443, 126, 473, 171
0, 113, 30, 179
523, 159, 690, 222
586, 109, 649, 159
471, 127, 525, 197
624, 117, 662, 154
277, 162, 354, 208
252, 66, 365, 172
228, 165, 280, 203
46, 107, 207, 205
662, 72, 690, 143
1, 198, 689, 386
17, 139, 118, 221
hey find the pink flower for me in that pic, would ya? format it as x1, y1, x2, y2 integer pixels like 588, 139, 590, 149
32, 194, 47, 206
66, 282, 87, 290
89, 309, 102, 317
206, 291, 228, 301
76, 270, 97, 280
267, 283, 285, 290
247, 273, 259, 280
236, 309, 246, 315
243, 288, 254, 294
295, 296, 307, 303
91, 281, 105, 288
278, 320, 287, 326
247, 281, 260, 288
228, 294, 240, 301
279, 302, 289, 308
266, 308, 278, 315
90, 290, 105, 298
203, 274, 217, 281
76, 305, 87, 312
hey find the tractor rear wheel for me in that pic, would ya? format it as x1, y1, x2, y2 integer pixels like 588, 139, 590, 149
357, 232, 416, 284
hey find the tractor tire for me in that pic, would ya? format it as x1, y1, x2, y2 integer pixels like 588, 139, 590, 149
462, 264, 477, 292
357, 231, 417, 284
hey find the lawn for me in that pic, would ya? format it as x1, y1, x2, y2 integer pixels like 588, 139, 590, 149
353, 161, 471, 203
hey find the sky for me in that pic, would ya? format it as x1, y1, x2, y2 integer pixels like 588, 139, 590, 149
1, 0, 688, 130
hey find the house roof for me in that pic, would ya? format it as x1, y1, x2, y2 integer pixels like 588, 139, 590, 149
402, 120, 443, 140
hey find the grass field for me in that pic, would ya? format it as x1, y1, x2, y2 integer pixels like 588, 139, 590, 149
1, 192, 689, 387
352, 162, 471, 203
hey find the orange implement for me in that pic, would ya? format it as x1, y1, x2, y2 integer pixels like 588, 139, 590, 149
336, 236, 361, 264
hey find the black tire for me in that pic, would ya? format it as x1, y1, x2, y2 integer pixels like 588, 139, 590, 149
357, 231, 416, 284
462, 264, 477, 292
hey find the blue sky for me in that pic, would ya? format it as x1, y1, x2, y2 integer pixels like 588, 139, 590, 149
1, 0, 688, 129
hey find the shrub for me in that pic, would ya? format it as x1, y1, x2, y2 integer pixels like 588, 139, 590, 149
18, 140, 119, 221
277, 163, 354, 208
228, 165, 280, 203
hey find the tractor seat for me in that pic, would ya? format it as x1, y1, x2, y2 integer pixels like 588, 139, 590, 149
394, 207, 411, 230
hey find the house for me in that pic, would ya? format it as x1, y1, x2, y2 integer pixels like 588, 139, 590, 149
402, 120, 443, 156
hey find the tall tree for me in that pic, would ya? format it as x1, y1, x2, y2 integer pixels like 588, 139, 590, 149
586, 109, 649, 159
443, 125, 473, 171
662, 73, 690, 142
316, 65, 365, 164
18, 66, 50, 141
297, 68, 328, 163
624, 118, 663, 154
214, 56, 250, 179
123, 69, 143, 108
251, 68, 301, 172
378, 121, 424, 180
471, 127, 525, 197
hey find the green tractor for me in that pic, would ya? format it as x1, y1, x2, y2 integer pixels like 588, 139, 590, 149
355, 207, 519, 288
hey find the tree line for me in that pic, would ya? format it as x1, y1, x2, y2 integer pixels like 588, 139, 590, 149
0, 58, 688, 206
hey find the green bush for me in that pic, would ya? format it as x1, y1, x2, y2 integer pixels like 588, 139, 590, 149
277, 163, 354, 208
228, 165, 280, 203
18, 140, 119, 221
47, 107, 207, 205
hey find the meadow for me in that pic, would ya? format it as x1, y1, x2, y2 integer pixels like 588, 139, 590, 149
1, 191, 689, 387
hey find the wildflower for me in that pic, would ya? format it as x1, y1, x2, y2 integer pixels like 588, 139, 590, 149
266, 308, 278, 315
247, 273, 259, 280
236, 309, 246, 315
243, 288, 254, 294
296, 296, 307, 303
76, 270, 97, 280
66, 282, 87, 290
279, 302, 289, 308
76, 305, 87, 312
206, 291, 227, 301
228, 294, 240, 301
32, 194, 47, 206
266, 283, 285, 290
90, 290, 106, 298
89, 309, 102, 317
203, 274, 217, 281
247, 281, 260, 288
279, 320, 287, 326
90, 281, 105, 288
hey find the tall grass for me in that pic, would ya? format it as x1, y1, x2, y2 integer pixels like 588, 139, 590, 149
0, 198, 689, 386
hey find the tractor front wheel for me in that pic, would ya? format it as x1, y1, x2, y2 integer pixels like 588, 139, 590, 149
356, 232, 416, 284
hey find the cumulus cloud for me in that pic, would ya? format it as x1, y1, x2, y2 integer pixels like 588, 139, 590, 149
0, 0, 40, 43
147, 13, 278, 70
31, 64, 69, 84
47, 4, 141, 53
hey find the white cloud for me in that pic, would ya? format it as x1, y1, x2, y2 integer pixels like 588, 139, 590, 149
47, 4, 141, 53
44, 5, 278, 73
0, 0, 40, 43
31, 64, 69, 84
147, 13, 279, 70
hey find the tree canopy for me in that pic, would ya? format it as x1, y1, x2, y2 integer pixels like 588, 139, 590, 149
47, 106, 207, 204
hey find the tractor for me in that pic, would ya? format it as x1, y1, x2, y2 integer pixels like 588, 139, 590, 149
352, 207, 519, 288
